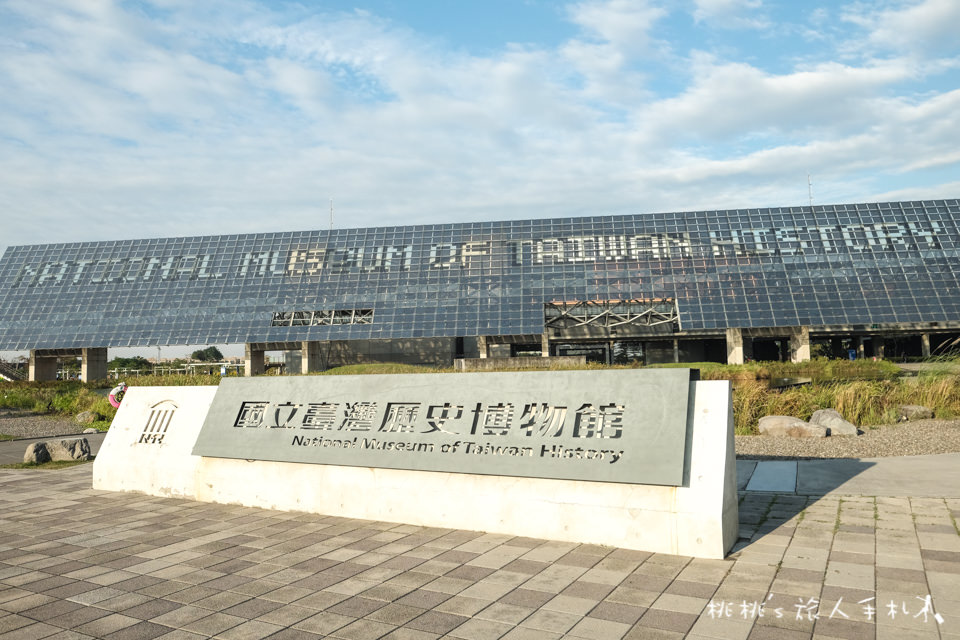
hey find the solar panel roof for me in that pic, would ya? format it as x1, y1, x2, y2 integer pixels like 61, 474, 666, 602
1, 199, 958, 350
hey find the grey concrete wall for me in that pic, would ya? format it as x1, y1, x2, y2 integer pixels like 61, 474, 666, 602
81, 347, 108, 382
454, 355, 587, 371
319, 337, 466, 368
29, 351, 58, 381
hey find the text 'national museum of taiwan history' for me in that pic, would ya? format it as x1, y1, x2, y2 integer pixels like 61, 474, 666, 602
1, 199, 958, 380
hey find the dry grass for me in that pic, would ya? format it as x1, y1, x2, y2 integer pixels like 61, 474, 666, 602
4, 360, 958, 437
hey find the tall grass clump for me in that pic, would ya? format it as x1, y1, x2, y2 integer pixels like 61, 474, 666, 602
831, 380, 899, 426
0, 381, 118, 425
111, 374, 220, 386
911, 373, 960, 418
319, 363, 447, 376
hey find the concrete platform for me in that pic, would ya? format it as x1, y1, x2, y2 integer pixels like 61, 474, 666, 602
738, 453, 960, 498
0, 443, 957, 638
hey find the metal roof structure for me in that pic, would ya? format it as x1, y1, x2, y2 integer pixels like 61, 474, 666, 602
1, 199, 958, 350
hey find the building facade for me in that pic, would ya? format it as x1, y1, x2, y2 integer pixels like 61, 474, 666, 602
1, 199, 958, 380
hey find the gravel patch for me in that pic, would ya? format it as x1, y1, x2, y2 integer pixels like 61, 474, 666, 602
736, 418, 960, 459
0, 409, 89, 439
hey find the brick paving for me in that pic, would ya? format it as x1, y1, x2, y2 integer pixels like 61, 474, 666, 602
0, 465, 957, 639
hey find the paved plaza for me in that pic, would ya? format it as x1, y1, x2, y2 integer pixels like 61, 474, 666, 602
0, 446, 958, 639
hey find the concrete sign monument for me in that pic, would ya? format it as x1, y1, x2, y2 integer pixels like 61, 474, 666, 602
192, 369, 693, 486
94, 369, 738, 558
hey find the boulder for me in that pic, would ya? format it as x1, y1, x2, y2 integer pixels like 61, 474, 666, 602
23, 438, 91, 464
23, 442, 51, 464
46, 438, 92, 461
898, 405, 933, 421
75, 411, 102, 425
758, 416, 826, 438
82, 428, 99, 434
809, 409, 858, 436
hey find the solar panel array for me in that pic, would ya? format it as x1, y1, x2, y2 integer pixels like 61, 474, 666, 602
1, 200, 958, 350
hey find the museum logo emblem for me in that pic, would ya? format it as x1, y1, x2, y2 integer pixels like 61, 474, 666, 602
139, 400, 178, 445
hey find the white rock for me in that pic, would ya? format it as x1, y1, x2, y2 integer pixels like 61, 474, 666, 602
758, 416, 826, 438
809, 409, 858, 436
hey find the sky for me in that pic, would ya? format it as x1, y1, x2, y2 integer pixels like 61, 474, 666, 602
2, 0, 960, 260
0, 0, 958, 361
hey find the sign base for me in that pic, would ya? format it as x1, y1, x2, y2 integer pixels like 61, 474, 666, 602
93, 379, 737, 558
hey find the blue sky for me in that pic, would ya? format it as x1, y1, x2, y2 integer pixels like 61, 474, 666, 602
1, 0, 959, 259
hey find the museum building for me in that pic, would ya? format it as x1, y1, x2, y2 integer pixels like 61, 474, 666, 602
1, 199, 958, 381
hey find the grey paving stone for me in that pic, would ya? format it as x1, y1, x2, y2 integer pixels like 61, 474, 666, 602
663, 579, 718, 599
395, 589, 453, 609
380, 627, 441, 639
587, 602, 646, 625
73, 612, 141, 637
517, 608, 580, 633
264, 628, 327, 640
102, 621, 173, 640
214, 619, 284, 640
4, 461, 960, 640
329, 617, 397, 640
405, 610, 468, 634
0, 613, 34, 634
326, 596, 387, 618
44, 604, 112, 630
0, 593, 56, 613
634, 608, 698, 634
292, 611, 356, 635
561, 580, 615, 601
473, 602, 531, 625
813, 616, 877, 639
445, 616, 513, 640
218, 597, 284, 620
180, 611, 246, 636
747, 625, 811, 639
497, 588, 553, 609
567, 615, 632, 639
148, 604, 213, 628
18, 599, 84, 621
0, 621, 64, 640
499, 627, 560, 640
623, 625, 685, 639
253, 603, 316, 626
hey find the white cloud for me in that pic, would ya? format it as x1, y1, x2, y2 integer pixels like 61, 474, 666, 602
633, 57, 916, 144
843, 0, 960, 54
692, 0, 768, 29
0, 0, 958, 258
567, 0, 667, 52
558, 0, 668, 104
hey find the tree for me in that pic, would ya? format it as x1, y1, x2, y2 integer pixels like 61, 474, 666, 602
109, 356, 153, 371
191, 346, 224, 362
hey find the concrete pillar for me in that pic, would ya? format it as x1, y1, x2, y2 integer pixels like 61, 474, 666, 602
673, 339, 680, 363
477, 336, 488, 359
245, 344, 265, 376
921, 333, 931, 357
855, 336, 864, 359
301, 341, 322, 374
541, 333, 550, 357
81, 347, 108, 382
28, 351, 58, 381
874, 338, 885, 359
789, 327, 811, 363
725, 328, 744, 365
